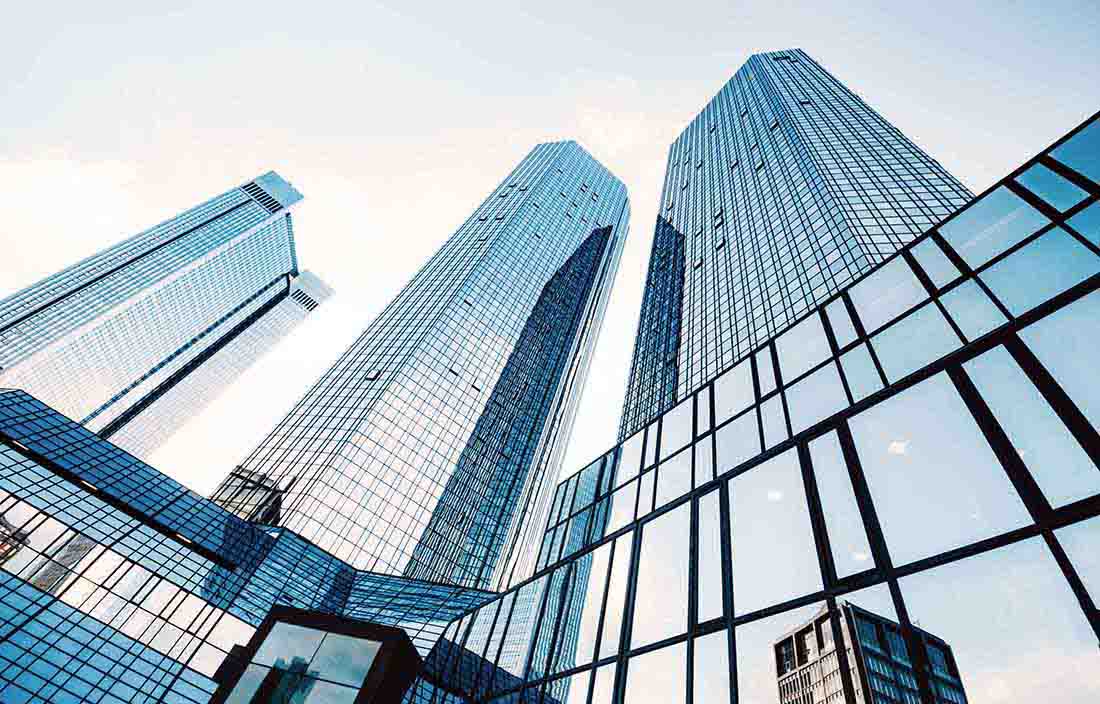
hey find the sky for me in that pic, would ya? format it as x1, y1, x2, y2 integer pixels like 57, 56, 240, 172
1, 0, 1098, 498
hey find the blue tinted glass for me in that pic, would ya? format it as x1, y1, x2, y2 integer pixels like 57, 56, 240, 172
775, 313, 830, 382
810, 432, 874, 578
911, 238, 960, 289
310, 634, 379, 688
939, 280, 1007, 341
785, 363, 847, 435
848, 257, 927, 333
1019, 289, 1100, 430
1066, 201, 1100, 245
871, 303, 960, 383
254, 623, 325, 666
1055, 516, 1100, 602
840, 344, 883, 402
938, 187, 1050, 268
965, 346, 1100, 507
756, 348, 777, 394
826, 297, 858, 348
1016, 163, 1088, 212
980, 228, 1100, 315
1050, 117, 1100, 184
849, 373, 1032, 565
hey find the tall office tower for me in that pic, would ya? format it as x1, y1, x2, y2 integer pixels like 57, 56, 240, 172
212, 142, 630, 590
0, 172, 329, 460
774, 602, 967, 704
619, 48, 974, 438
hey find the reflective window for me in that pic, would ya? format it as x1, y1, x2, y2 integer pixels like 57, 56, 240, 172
254, 623, 324, 666
644, 422, 659, 469
775, 313, 830, 382
760, 395, 787, 449
605, 481, 637, 535
1016, 163, 1089, 212
939, 279, 1007, 342
848, 257, 927, 333
697, 490, 724, 623
624, 641, 685, 704
900, 538, 1097, 702
980, 227, 1100, 316
809, 432, 874, 578
618, 431, 644, 486
911, 238, 961, 290
572, 542, 612, 666
850, 374, 1032, 565
598, 535, 633, 659
655, 448, 692, 509
785, 362, 847, 435
826, 297, 858, 348
938, 186, 1050, 268
871, 302, 960, 382
840, 344, 883, 402
590, 662, 617, 704
695, 433, 715, 484
1050, 117, 1100, 183
965, 346, 1100, 507
562, 669, 590, 704
661, 398, 694, 459
1066, 201, 1100, 245
735, 603, 823, 704
728, 449, 822, 614
714, 411, 760, 475
632, 503, 689, 647
638, 469, 655, 518
1020, 289, 1100, 429
714, 360, 753, 424
1055, 516, 1100, 602
693, 629, 731, 704
756, 348, 777, 394
696, 388, 712, 436
311, 634, 380, 687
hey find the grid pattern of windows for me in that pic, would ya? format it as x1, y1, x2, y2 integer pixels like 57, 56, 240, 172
417, 114, 1100, 704
0, 172, 315, 461
620, 49, 973, 440
215, 142, 630, 591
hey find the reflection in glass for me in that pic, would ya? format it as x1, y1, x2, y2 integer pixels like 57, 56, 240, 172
850, 374, 1032, 565
714, 412, 760, 476
1066, 201, 1100, 245
848, 257, 927, 333
1050, 117, 1100, 183
310, 633, 379, 687
590, 661, 616, 704
871, 302, 960, 382
939, 279, 1006, 342
571, 542, 612, 667
254, 623, 324, 666
697, 491, 723, 623
735, 603, 822, 704
624, 642, 685, 704
632, 503, 689, 648
785, 363, 847, 435
911, 238, 961, 290
728, 449, 822, 614
840, 344, 882, 402
980, 227, 1100, 316
661, 398, 694, 459
655, 449, 692, 508
713, 360, 754, 424
965, 346, 1100, 507
776, 313, 830, 382
1016, 163, 1089, 212
809, 432, 874, 578
693, 629, 730, 704
619, 431, 644, 486
598, 535, 632, 659
826, 297, 858, 348
938, 186, 1050, 268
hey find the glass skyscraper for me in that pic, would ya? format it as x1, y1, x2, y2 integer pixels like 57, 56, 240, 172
0, 172, 330, 460
212, 141, 630, 591
620, 49, 973, 439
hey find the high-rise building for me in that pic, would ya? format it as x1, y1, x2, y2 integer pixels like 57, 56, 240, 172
0, 172, 330, 460
774, 601, 967, 704
212, 141, 630, 591
619, 48, 974, 439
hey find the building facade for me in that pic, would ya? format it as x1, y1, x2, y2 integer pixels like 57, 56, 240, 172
620, 49, 974, 439
0, 172, 329, 460
414, 114, 1100, 704
211, 141, 630, 591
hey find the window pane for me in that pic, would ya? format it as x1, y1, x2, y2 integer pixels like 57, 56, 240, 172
599, 535, 633, 659
572, 542, 612, 666
940, 279, 1007, 342
735, 603, 823, 704
225, 664, 269, 704
826, 297, 858, 348
840, 344, 883, 402
632, 504, 689, 648
638, 469, 655, 518
715, 411, 760, 475
605, 481, 636, 535
618, 431, 644, 486
871, 302, 960, 383
965, 346, 1100, 507
1020, 289, 1100, 429
760, 395, 787, 449
728, 449, 822, 614
900, 538, 1097, 702
693, 630, 730, 704
590, 662, 617, 704
661, 398, 693, 459
561, 669, 590, 704
624, 642, 685, 704
938, 186, 1051, 268
786, 363, 847, 435
300, 679, 358, 703
644, 422, 659, 469
714, 360, 753, 424
697, 490, 723, 623
848, 257, 927, 333
1016, 163, 1088, 212
695, 433, 714, 484
776, 313, 830, 382
310, 634, 379, 687
1055, 516, 1100, 602
849, 373, 1032, 565
756, 349, 776, 395
696, 388, 712, 436
1066, 201, 1100, 246
655, 448, 692, 509
911, 238, 960, 290
809, 432, 874, 578
980, 227, 1100, 316
254, 623, 325, 666
1050, 116, 1100, 183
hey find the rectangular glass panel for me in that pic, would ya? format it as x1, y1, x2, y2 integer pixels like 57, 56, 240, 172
911, 238, 960, 289
714, 360, 753, 424
980, 227, 1100, 316
1055, 516, 1100, 602
809, 432, 874, 578
775, 313, 830, 382
631, 503, 689, 648
871, 302, 960, 383
715, 411, 760, 476
571, 542, 612, 667
696, 388, 712, 436
938, 186, 1050, 268
655, 448, 692, 509
618, 431, 644, 486
785, 363, 847, 435
697, 490, 723, 623
940, 279, 1007, 342
605, 481, 637, 535
1067, 201, 1099, 245
599, 535, 633, 659
756, 349, 776, 395
1016, 162, 1088, 212
1050, 117, 1100, 183
848, 257, 928, 333
693, 630, 730, 704
760, 395, 787, 449
624, 642, 685, 704
661, 398, 694, 459
826, 297, 858, 348
840, 343, 882, 402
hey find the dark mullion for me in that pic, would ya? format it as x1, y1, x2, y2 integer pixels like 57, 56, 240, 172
797, 442, 839, 589
614, 530, 643, 704
841, 290, 888, 386
1042, 531, 1100, 644
903, 248, 967, 343
1037, 154, 1100, 198
718, 479, 738, 704
825, 597, 860, 704
929, 229, 1014, 321
819, 307, 855, 405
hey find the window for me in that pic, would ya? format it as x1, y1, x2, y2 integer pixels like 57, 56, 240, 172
810, 432, 874, 577
631, 503, 689, 647
938, 187, 1050, 268
1016, 163, 1088, 212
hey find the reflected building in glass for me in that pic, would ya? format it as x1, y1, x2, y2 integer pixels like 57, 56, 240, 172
0, 172, 330, 461
211, 141, 630, 591
620, 48, 974, 439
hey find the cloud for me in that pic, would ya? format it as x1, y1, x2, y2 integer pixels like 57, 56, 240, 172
887, 439, 909, 455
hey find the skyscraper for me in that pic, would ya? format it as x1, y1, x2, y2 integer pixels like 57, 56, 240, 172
619, 48, 973, 439
0, 172, 329, 460
212, 142, 630, 591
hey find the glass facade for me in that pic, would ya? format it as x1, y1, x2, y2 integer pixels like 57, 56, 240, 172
213, 142, 630, 591
620, 49, 974, 440
416, 113, 1100, 704
0, 172, 329, 461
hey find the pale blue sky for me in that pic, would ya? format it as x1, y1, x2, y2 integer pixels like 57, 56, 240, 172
1, 0, 1098, 491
